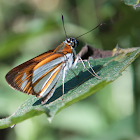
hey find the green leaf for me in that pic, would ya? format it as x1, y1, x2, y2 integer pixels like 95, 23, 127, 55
124, 0, 139, 6
0, 47, 140, 129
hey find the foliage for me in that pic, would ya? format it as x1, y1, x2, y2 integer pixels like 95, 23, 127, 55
0, 47, 139, 129
0, 0, 140, 140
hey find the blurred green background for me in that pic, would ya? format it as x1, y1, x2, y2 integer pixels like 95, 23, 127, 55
0, 0, 140, 140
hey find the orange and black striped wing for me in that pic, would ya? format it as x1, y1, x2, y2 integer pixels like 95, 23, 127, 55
5, 49, 54, 95
5, 43, 73, 103
31, 53, 67, 97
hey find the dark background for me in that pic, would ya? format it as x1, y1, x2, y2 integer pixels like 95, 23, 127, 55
0, 0, 140, 140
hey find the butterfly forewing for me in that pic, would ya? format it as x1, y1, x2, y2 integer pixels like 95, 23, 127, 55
36, 63, 64, 98
32, 54, 66, 83
5, 49, 54, 94
33, 62, 64, 95
5, 41, 75, 103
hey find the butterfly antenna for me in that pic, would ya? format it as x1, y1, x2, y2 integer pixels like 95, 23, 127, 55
62, 15, 67, 38
76, 23, 105, 39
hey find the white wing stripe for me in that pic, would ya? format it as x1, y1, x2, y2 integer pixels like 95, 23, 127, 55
22, 72, 27, 81
21, 80, 27, 90
40, 65, 64, 97
32, 57, 65, 84
33, 64, 62, 93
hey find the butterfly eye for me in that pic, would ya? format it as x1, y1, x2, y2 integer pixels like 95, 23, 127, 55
72, 38, 78, 48
65, 38, 78, 48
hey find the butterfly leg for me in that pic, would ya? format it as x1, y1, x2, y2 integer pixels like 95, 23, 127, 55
62, 68, 66, 100
87, 60, 102, 79
78, 57, 101, 79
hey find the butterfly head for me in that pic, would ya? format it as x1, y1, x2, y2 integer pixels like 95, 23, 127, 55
64, 37, 79, 48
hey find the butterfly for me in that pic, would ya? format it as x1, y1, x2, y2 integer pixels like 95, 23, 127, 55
5, 16, 103, 104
